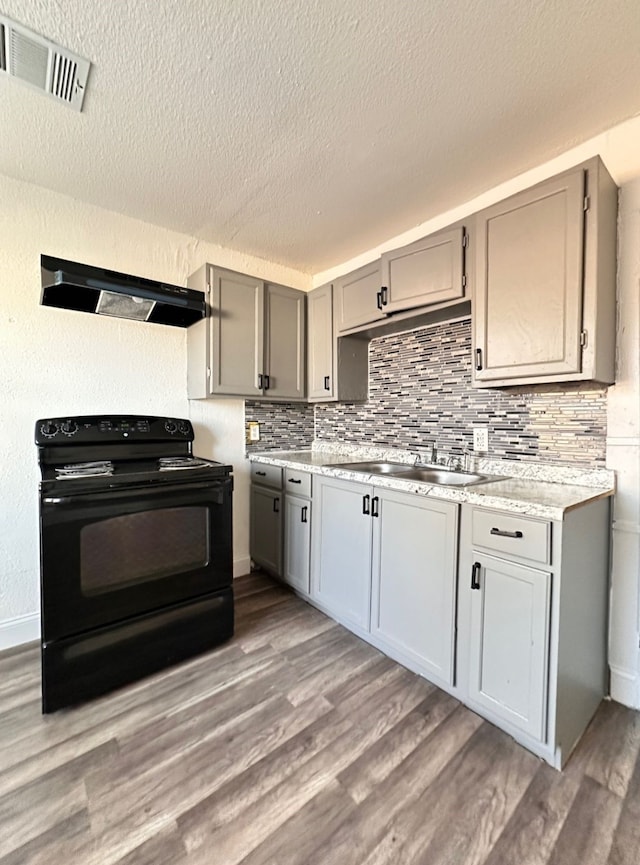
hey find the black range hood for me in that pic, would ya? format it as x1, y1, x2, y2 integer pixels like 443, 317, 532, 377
40, 255, 205, 327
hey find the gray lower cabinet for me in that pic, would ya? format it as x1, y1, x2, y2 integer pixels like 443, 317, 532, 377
250, 463, 283, 576
468, 555, 551, 740
458, 500, 610, 767
380, 224, 467, 315
310, 476, 373, 631
307, 283, 368, 403
370, 492, 458, 686
283, 493, 311, 595
310, 478, 459, 673
187, 264, 306, 400
473, 156, 617, 387
250, 484, 282, 576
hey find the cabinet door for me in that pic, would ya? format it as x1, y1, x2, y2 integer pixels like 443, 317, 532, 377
335, 261, 384, 332
250, 485, 282, 576
468, 554, 551, 741
474, 169, 585, 383
380, 226, 466, 315
210, 268, 264, 396
265, 284, 306, 400
307, 284, 334, 400
371, 492, 458, 685
284, 494, 311, 595
310, 477, 373, 630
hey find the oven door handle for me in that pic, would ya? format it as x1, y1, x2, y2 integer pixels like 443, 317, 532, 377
42, 479, 230, 505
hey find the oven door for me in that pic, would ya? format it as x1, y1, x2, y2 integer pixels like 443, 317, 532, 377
39, 477, 232, 642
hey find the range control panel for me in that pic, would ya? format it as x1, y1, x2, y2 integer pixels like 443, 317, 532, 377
35, 415, 193, 444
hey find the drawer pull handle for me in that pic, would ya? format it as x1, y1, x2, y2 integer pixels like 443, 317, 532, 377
362, 494, 370, 515
324, 375, 331, 391
273, 498, 280, 513
376, 291, 383, 311
255, 470, 266, 477
475, 348, 483, 371
301, 506, 308, 523
264, 374, 271, 390
471, 561, 481, 590
371, 496, 379, 518
380, 286, 388, 306
257, 373, 264, 389
288, 478, 302, 484
490, 527, 523, 539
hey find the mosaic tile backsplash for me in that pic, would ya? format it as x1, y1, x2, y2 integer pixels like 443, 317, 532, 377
245, 400, 314, 452
314, 318, 608, 466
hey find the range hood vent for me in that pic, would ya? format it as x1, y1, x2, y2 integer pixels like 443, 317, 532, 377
41, 256, 205, 328
0, 14, 90, 111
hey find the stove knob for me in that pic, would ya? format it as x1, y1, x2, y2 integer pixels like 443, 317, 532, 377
165, 420, 177, 434
40, 421, 58, 437
61, 420, 78, 436
177, 421, 190, 435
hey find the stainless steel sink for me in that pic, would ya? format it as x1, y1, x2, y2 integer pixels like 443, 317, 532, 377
326, 460, 504, 487
326, 461, 411, 474
392, 467, 500, 487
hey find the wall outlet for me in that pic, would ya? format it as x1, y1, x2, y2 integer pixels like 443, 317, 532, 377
473, 426, 489, 452
247, 422, 260, 443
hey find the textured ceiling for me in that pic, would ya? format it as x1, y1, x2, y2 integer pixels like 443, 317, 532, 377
1, 0, 640, 273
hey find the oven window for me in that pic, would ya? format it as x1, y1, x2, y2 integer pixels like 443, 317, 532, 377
80, 507, 210, 595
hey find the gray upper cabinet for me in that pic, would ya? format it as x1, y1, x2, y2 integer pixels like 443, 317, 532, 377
473, 157, 617, 387
264, 283, 306, 400
187, 264, 306, 400
307, 283, 368, 403
335, 260, 384, 333
307, 283, 335, 399
380, 225, 467, 315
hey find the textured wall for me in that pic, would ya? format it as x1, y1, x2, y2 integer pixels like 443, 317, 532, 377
0, 173, 309, 644
315, 319, 608, 466
245, 401, 314, 452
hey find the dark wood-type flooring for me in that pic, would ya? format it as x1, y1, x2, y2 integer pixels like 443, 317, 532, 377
1, 572, 640, 864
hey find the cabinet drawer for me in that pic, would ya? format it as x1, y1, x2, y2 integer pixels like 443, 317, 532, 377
472, 509, 551, 565
284, 468, 311, 498
251, 463, 282, 489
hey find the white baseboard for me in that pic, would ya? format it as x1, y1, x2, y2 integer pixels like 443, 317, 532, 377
610, 664, 640, 709
0, 613, 40, 651
233, 556, 251, 579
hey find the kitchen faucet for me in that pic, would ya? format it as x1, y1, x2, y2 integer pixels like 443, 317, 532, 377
413, 442, 438, 466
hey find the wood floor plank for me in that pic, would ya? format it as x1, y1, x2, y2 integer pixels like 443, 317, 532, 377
338, 688, 459, 803
607, 743, 640, 865
547, 776, 622, 865
0, 741, 117, 859
482, 762, 581, 865
1, 572, 640, 865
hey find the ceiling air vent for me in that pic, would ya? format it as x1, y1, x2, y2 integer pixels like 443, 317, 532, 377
0, 14, 90, 111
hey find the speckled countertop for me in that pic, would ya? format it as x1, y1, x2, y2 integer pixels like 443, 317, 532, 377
247, 444, 615, 521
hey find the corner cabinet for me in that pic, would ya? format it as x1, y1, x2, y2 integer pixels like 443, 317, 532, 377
249, 463, 283, 576
187, 264, 306, 400
307, 283, 368, 402
473, 157, 617, 387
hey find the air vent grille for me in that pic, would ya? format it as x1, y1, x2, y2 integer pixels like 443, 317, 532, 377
0, 24, 6, 72
50, 52, 77, 103
0, 14, 90, 111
